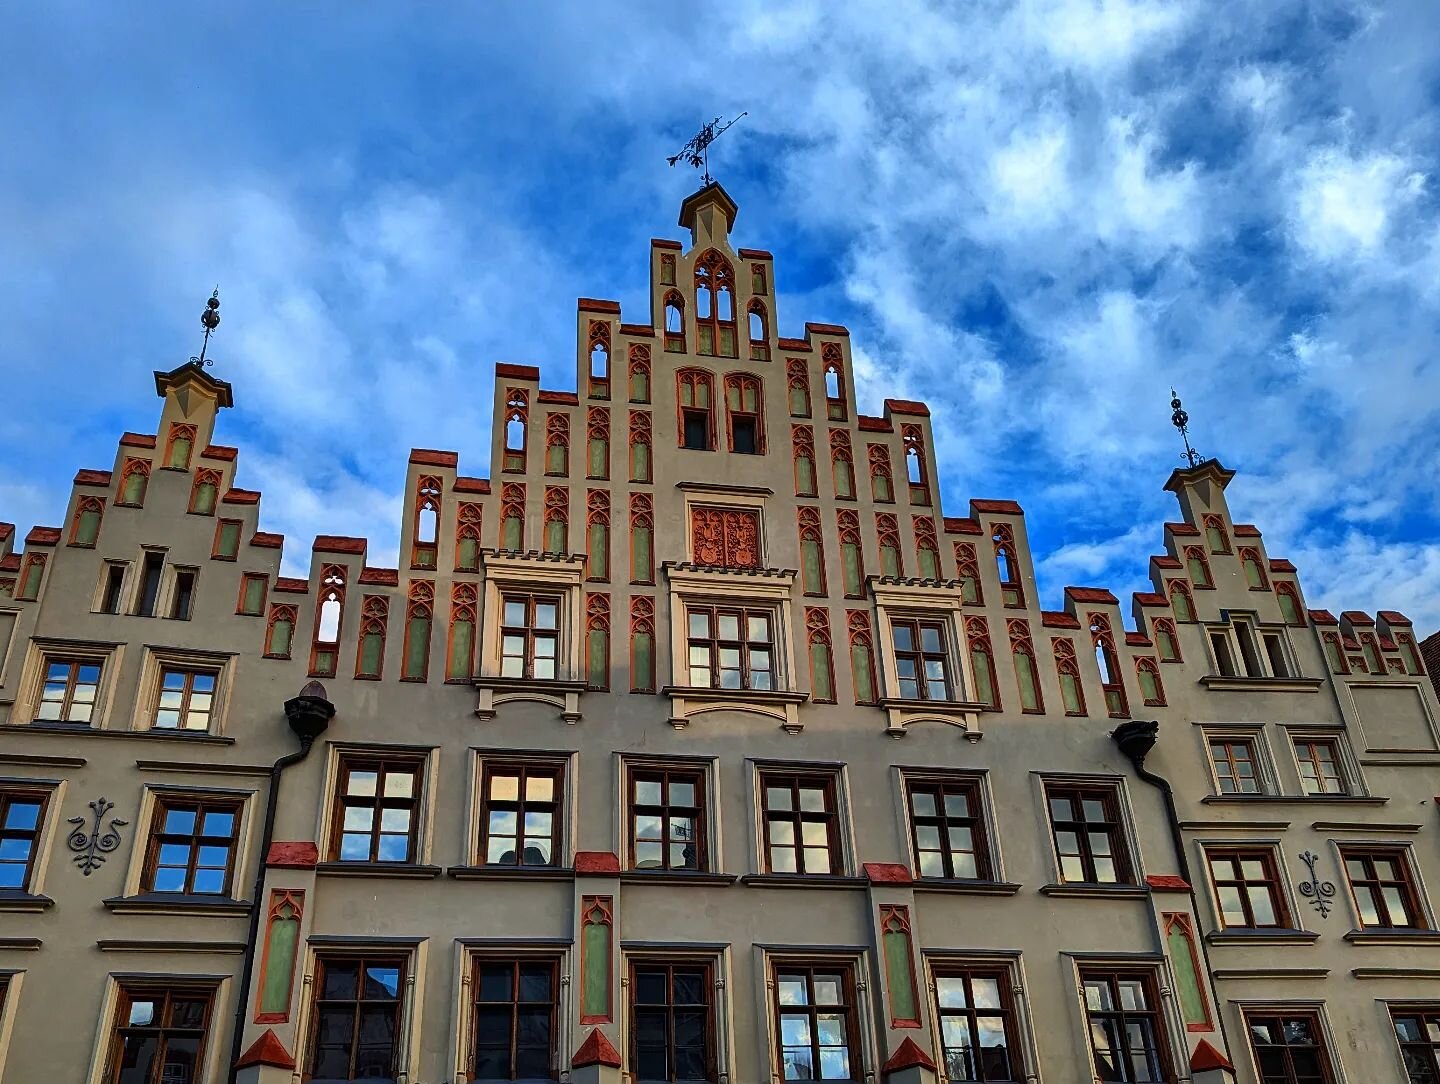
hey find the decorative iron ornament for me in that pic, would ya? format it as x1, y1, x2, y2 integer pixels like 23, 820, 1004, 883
1297, 850, 1336, 918
668, 113, 747, 188
190, 287, 220, 367
67, 797, 128, 875
1169, 388, 1207, 468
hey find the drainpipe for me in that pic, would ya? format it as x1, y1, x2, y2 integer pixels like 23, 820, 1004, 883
1111, 719, 1234, 1062
228, 681, 335, 1083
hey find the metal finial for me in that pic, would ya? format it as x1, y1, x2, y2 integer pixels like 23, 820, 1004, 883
668, 113, 747, 188
1170, 388, 1206, 468
192, 287, 220, 367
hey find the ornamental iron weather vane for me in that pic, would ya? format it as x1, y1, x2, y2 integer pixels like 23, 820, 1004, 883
191, 287, 221, 367
1170, 388, 1207, 469
67, 797, 128, 876
668, 113, 748, 188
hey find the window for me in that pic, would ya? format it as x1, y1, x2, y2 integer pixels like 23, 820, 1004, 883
830, 429, 855, 499
793, 425, 817, 497
1045, 784, 1131, 884
1185, 546, 1213, 588
503, 389, 527, 473
105, 985, 214, 1084
932, 966, 1019, 1083
1293, 737, 1348, 796
695, 250, 737, 357
664, 291, 686, 352
119, 457, 150, 506
798, 509, 827, 596
630, 344, 652, 402
1209, 619, 1295, 679
169, 567, 197, 620
992, 524, 1022, 606
631, 494, 655, 583
749, 300, 770, 360
632, 961, 714, 1083
238, 572, 267, 616
891, 618, 951, 701
1241, 547, 1268, 589
356, 595, 389, 679
36, 658, 101, 722
587, 490, 610, 581
966, 616, 999, 710
1009, 620, 1043, 713
678, 369, 715, 450
469, 957, 559, 1080
311, 565, 345, 678
1090, 614, 1128, 718
1391, 1006, 1440, 1083
480, 762, 561, 867
822, 344, 847, 422
135, 551, 165, 616
1152, 619, 1181, 662
189, 469, 221, 516
631, 596, 657, 693
589, 321, 610, 399
307, 955, 405, 1082
1080, 970, 1172, 1084
1204, 515, 1230, 553
411, 475, 441, 569
165, 422, 196, 468
761, 773, 840, 876
787, 360, 811, 418
725, 373, 764, 454
143, 797, 241, 895
499, 594, 559, 680
1053, 638, 1087, 716
457, 502, 484, 571
0, 789, 47, 890
98, 563, 126, 614
837, 511, 864, 597
1206, 847, 1289, 928
1244, 1010, 1335, 1084
331, 756, 422, 863
1276, 583, 1304, 626
587, 407, 610, 479
630, 768, 705, 871
772, 964, 857, 1081
1341, 847, 1427, 929
152, 667, 218, 731
869, 444, 894, 503
907, 777, 989, 880
587, 592, 609, 689
1209, 737, 1262, 795
629, 410, 653, 482
902, 425, 929, 505
686, 606, 773, 691
70, 495, 104, 546
265, 604, 298, 660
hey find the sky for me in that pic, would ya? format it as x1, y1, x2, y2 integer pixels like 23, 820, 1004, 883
2, 1, 1439, 631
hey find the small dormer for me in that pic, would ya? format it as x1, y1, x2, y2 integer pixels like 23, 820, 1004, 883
153, 361, 234, 469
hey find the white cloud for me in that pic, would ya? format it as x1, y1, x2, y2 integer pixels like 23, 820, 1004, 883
1290, 147, 1425, 262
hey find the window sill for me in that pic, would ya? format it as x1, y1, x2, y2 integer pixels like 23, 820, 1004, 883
314, 862, 443, 879
620, 869, 738, 887
661, 686, 808, 732
17, 723, 236, 745
739, 874, 868, 890
911, 878, 1023, 897
0, 889, 55, 913
474, 675, 588, 695
1343, 929, 1440, 946
447, 864, 573, 882
1038, 883, 1148, 900
1198, 676, 1325, 693
1201, 794, 1387, 806
102, 893, 251, 917
1206, 928, 1320, 946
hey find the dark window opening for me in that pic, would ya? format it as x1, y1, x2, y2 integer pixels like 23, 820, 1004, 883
683, 409, 710, 451
731, 415, 757, 455
101, 565, 126, 614
135, 552, 165, 617
170, 569, 196, 620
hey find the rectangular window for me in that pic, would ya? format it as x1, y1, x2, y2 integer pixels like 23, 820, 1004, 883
100, 563, 127, 614
469, 957, 559, 1081
499, 594, 560, 680
932, 965, 1020, 1083
632, 961, 715, 1083
238, 573, 267, 616
1208, 737, 1262, 795
1045, 783, 1131, 885
105, 985, 215, 1084
906, 777, 990, 881
152, 667, 218, 731
1341, 847, 1427, 929
307, 955, 405, 1081
143, 796, 241, 895
1293, 737, 1348, 796
891, 618, 951, 700
169, 568, 197, 620
1205, 847, 1289, 929
686, 606, 774, 691
0, 789, 48, 891
213, 518, 241, 559
761, 772, 840, 876
1080, 970, 1172, 1084
36, 658, 102, 723
683, 409, 711, 451
480, 762, 561, 867
1245, 1009, 1335, 1084
1391, 1005, 1440, 1083
135, 551, 165, 617
772, 963, 857, 1081
630, 767, 705, 871
331, 756, 423, 863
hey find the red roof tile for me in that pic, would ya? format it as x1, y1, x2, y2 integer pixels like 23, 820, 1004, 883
250, 532, 284, 549
574, 851, 621, 875
862, 862, 912, 885
1146, 874, 1192, 892
881, 1037, 937, 1076
1165, 521, 1201, 536
274, 577, 309, 594
943, 517, 984, 536
738, 247, 773, 259
74, 469, 112, 486
409, 448, 458, 468
537, 389, 579, 405
1153, 556, 1183, 569
1308, 609, 1339, 626
266, 842, 319, 869
0, 554, 19, 572
454, 476, 491, 494
120, 432, 157, 448
1042, 611, 1082, 629
578, 298, 621, 314
971, 499, 1024, 515
884, 398, 930, 417
235, 1029, 295, 1071
1378, 610, 1412, 626
1133, 592, 1168, 606
314, 535, 366, 555
0, 523, 13, 541
200, 444, 239, 461
808, 323, 849, 336
1341, 610, 1375, 626
619, 322, 655, 337
1190, 1038, 1234, 1073
778, 337, 811, 351
221, 488, 261, 505
495, 362, 540, 380
1269, 558, 1296, 573
1234, 523, 1261, 537
1067, 586, 1118, 604
1125, 632, 1152, 647
857, 415, 892, 432
26, 526, 61, 546
651, 238, 682, 250
358, 566, 399, 586
573, 1028, 623, 1069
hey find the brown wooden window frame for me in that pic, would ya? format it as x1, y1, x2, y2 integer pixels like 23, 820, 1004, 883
1208, 735, 1263, 796
468, 955, 561, 1081
685, 605, 775, 692
1292, 737, 1349, 796
760, 772, 842, 877
770, 960, 859, 1082
630, 958, 717, 1083
0, 788, 49, 892
890, 617, 953, 701
1243, 1008, 1337, 1084
152, 665, 220, 732
104, 983, 215, 1084
1340, 846, 1428, 930
142, 795, 243, 896
629, 766, 707, 873
931, 963, 1022, 1083
305, 953, 407, 1082
329, 755, 424, 864
1390, 1004, 1440, 1083
499, 593, 561, 681
1204, 846, 1291, 929
1044, 783, 1133, 885
35, 656, 104, 723
1079, 968, 1175, 1084
905, 776, 991, 882
478, 761, 563, 868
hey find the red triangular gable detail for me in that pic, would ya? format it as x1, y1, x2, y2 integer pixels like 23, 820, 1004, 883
573, 1026, 623, 1068
235, 1028, 296, 1070
1190, 1038, 1235, 1073
881, 1036, 937, 1075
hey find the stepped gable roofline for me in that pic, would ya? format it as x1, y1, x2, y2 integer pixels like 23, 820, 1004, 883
858, 416, 892, 432
0, 554, 19, 572
1134, 592, 1168, 607
74, 469, 112, 486
1066, 586, 1117, 605
885, 398, 928, 417
454, 476, 492, 494
881, 1037, 937, 1076
943, 517, 984, 536
222, 488, 260, 505
26, 526, 61, 546
495, 362, 540, 381
537, 390, 579, 405
314, 535, 366, 556
1378, 610, 1412, 626
0, 523, 13, 541
120, 432, 157, 449
1043, 610, 1083, 629
250, 532, 284, 549
1234, 523, 1261, 537
1151, 555, 1183, 570
809, 322, 849, 337
1380, 637, 1398, 650
201, 444, 238, 461
409, 448, 458, 468
678, 180, 739, 233
274, 577, 309, 594
651, 237, 683, 251
1308, 609, 1339, 626
1125, 631, 1152, 646
971, 499, 1024, 515
358, 567, 399, 586
738, 247, 773, 259
778, 337, 811, 351
154, 360, 234, 408
1269, 558, 1297, 573
1341, 610, 1375, 627
578, 297, 621, 314
1164, 458, 1236, 494
619, 323, 654, 338
1165, 521, 1201, 537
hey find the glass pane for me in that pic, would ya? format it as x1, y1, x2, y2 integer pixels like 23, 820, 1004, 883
348, 771, 378, 797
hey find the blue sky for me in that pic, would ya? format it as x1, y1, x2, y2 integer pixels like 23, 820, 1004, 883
3, 1, 1439, 629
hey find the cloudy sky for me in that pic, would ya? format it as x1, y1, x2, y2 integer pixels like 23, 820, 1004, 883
3, 1, 1438, 630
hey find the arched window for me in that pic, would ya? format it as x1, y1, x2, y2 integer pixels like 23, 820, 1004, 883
1136, 658, 1165, 706
629, 344, 651, 403
188, 469, 222, 516
630, 493, 654, 584
1009, 619, 1043, 713
830, 428, 856, 500
628, 410, 652, 483
588, 321, 610, 400
503, 389, 528, 473
748, 300, 770, 361
663, 291, 686, 353
165, 423, 197, 469
1169, 580, 1195, 622
355, 595, 388, 679
966, 616, 999, 709
401, 580, 434, 681
822, 343, 847, 421
798, 508, 827, 596
1360, 633, 1384, 675
500, 483, 526, 551
677, 369, 715, 451
16, 553, 45, 601
447, 583, 477, 682
1153, 618, 1182, 662
310, 565, 346, 678
1089, 614, 1128, 718
119, 458, 150, 507
806, 607, 836, 704
1397, 633, 1425, 676
1184, 547, 1213, 589
543, 486, 568, 555
869, 445, 894, 503
545, 414, 569, 476
1321, 632, 1348, 674
792, 425, 817, 497
587, 490, 610, 582
724, 373, 765, 454
954, 543, 983, 605
411, 475, 441, 570
265, 604, 298, 659
902, 425, 929, 505
993, 523, 1023, 607
69, 496, 105, 547
455, 502, 483, 572
695, 249, 737, 357
1275, 583, 1303, 626
1239, 547, 1267, 589
878, 514, 903, 578
586, 407, 610, 480
586, 593, 610, 690
915, 517, 940, 580
848, 610, 878, 705
630, 596, 656, 693
1052, 638, 1086, 716
787, 359, 811, 418
838, 510, 865, 598
1203, 515, 1230, 553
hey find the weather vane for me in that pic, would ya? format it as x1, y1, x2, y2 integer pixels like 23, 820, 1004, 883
191, 288, 220, 367
1170, 388, 1207, 468
668, 113, 747, 188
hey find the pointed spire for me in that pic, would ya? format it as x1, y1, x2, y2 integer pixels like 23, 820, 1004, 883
1169, 388, 1206, 469
193, 287, 221, 367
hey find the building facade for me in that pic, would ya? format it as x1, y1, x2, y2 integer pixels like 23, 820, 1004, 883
2, 183, 1439, 1084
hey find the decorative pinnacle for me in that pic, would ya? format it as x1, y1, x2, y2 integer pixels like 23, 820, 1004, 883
668, 112, 747, 188
193, 288, 220, 367
1170, 388, 1206, 468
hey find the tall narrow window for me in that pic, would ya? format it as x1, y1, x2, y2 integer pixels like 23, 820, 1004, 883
410, 474, 441, 570
1152, 618, 1181, 662
456, 502, 483, 571
1390, 1006, 1440, 1083
331, 756, 422, 863
798, 508, 827, 596
1276, 583, 1303, 626
500, 483, 526, 551
134, 551, 165, 616
1244, 1010, 1335, 1084
165, 423, 197, 468
1052, 637, 1086, 716
629, 768, 705, 871
787, 359, 811, 418
677, 369, 715, 451
1203, 514, 1230, 553
1168, 580, 1195, 622
143, 796, 240, 895
189, 468, 222, 516
629, 410, 653, 482
213, 518, 241, 559
480, 762, 561, 866
664, 290, 686, 353
822, 343, 847, 421
932, 966, 1019, 1082
1080, 970, 1171, 1084
761, 773, 840, 875
749, 299, 770, 360
1009, 619, 1043, 713
806, 606, 836, 703
401, 580, 434, 681
630, 596, 656, 693
0, 789, 48, 891
1361, 633, 1384, 675
500, 594, 559, 679
961, 616, 997, 709
1293, 737, 1347, 795
587, 406, 610, 479
893, 617, 952, 701
503, 389, 528, 473
543, 486, 569, 555
237, 572, 266, 616
992, 524, 1023, 606
1322, 632, 1348, 674
311, 564, 346, 678
169, 567, 197, 620
265, 604, 297, 659
695, 249, 737, 357
585, 592, 610, 689
100, 563, 126, 614
448, 583, 477, 681
878, 514, 903, 578
629, 344, 652, 402
1341, 847, 1426, 929
1240, 547, 1268, 589
355, 595, 388, 678
902, 424, 929, 505
1136, 658, 1165, 706
70, 495, 104, 546
544, 412, 569, 475
1209, 737, 1261, 795
470, 958, 559, 1080
915, 517, 941, 579
792, 425, 817, 497
586, 490, 610, 581
106, 985, 214, 1084
830, 428, 856, 499
725, 372, 764, 454
1089, 614, 1128, 718
772, 964, 856, 1080
954, 543, 982, 605
630, 493, 655, 584
847, 610, 877, 705
869, 444, 894, 502
837, 510, 865, 598
307, 956, 405, 1081
752, 262, 768, 294
588, 320, 610, 399
119, 457, 150, 506
1046, 784, 1131, 884
1185, 546, 1213, 588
